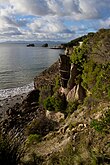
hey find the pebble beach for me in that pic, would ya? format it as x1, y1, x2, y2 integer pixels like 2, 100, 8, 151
0, 93, 27, 120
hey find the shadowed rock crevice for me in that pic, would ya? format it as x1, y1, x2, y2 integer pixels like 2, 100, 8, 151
59, 54, 71, 88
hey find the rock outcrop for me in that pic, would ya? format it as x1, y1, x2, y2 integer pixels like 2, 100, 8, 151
1, 90, 45, 139
42, 43, 48, 47
64, 47, 74, 55
27, 43, 35, 47
59, 53, 86, 102
67, 84, 86, 102
67, 64, 78, 90
46, 110, 65, 122
59, 54, 71, 88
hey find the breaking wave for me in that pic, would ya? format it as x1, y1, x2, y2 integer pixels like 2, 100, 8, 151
0, 82, 34, 100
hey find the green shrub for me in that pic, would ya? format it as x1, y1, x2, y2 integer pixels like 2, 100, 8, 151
69, 39, 88, 89
53, 75, 61, 92
90, 119, 105, 132
71, 37, 88, 60
39, 85, 54, 105
82, 61, 110, 100
53, 92, 67, 113
43, 96, 55, 111
43, 92, 67, 113
90, 109, 110, 133
27, 134, 41, 144
66, 101, 79, 115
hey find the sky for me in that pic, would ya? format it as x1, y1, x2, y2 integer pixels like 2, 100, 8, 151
0, 0, 110, 42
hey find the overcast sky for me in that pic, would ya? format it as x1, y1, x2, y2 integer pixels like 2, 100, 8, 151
0, 0, 110, 42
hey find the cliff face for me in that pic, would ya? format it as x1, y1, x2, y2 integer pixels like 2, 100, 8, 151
0, 29, 110, 165
59, 54, 71, 88
59, 56, 86, 102
60, 29, 110, 103
26, 29, 109, 165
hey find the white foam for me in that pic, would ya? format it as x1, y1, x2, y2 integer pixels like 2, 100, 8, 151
0, 82, 34, 100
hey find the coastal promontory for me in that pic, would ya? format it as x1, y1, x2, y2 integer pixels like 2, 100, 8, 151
0, 28, 110, 165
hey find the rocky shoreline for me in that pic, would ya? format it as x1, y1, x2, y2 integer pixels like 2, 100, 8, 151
0, 29, 110, 165
0, 90, 43, 138
0, 60, 61, 141
0, 93, 27, 119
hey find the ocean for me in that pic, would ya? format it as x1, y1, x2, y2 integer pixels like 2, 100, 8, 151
0, 43, 63, 100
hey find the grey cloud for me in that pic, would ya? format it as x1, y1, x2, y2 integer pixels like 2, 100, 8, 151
2, 16, 17, 26
1, 29, 22, 36
0, 0, 110, 42
28, 16, 72, 34
1, 0, 110, 19
100, 17, 110, 28
10, 0, 52, 16
0, 16, 23, 38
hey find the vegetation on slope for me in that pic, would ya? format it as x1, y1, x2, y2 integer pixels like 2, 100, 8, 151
70, 28, 110, 102
62, 32, 94, 47
0, 29, 110, 165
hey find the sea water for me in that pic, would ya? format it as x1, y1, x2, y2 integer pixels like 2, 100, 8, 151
0, 43, 63, 100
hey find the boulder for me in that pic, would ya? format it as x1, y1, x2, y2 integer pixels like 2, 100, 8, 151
67, 84, 86, 102
42, 43, 48, 47
64, 47, 74, 55
24, 89, 40, 104
46, 110, 65, 122
27, 44, 35, 47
